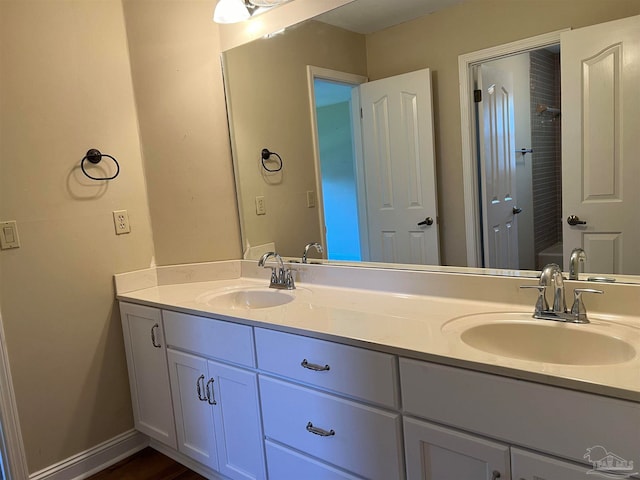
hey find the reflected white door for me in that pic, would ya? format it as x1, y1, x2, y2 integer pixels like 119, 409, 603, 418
561, 15, 640, 274
359, 68, 440, 265
477, 64, 519, 269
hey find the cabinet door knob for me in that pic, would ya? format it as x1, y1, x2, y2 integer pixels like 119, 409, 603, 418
150, 323, 162, 348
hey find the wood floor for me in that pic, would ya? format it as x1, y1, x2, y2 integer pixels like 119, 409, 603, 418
87, 447, 206, 480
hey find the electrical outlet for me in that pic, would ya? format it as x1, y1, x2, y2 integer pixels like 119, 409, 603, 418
306, 190, 316, 208
255, 196, 266, 215
113, 210, 131, 235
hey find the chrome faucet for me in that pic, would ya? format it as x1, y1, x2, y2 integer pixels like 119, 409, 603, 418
302, 242, 323, 264
258, 252, 295, 290
521, 263, 603, 323
569, 247, 586, 280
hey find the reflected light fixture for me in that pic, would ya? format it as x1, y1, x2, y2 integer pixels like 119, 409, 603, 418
213, 0, 291, 24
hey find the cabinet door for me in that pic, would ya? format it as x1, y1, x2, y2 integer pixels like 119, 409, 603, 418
167, 349, 218, 471
404, 417, 511, 480
119, 302, 176, 448
511, 448, 599, 479
208, 360, 266, 480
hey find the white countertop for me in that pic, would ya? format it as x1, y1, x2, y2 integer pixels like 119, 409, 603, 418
115, 262, 640, 403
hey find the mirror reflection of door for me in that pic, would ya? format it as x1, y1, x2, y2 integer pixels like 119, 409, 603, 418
561, 15, 640, 275
360, 68, 440, 265
310, 67, 440, 265
475, 47, 562, 271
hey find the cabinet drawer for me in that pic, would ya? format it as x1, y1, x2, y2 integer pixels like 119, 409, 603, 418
260, 376, 404, 480
255, 328, 398, 408
265, 441, 361, 480
400, 358, 640, 466
511, 448, 594, 479
163, 310, 255, 367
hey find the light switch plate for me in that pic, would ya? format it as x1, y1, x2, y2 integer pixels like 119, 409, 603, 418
306, 191, 316, 208
255, 196, 266, 215
0, 221, 20, 249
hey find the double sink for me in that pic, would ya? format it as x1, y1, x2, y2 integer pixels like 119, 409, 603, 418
196, 285, 638, 368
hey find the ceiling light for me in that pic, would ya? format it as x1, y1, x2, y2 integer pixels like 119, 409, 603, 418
213, 0, 251, 24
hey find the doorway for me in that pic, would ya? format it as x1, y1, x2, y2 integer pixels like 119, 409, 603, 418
459, 30, 565, 269
476, 47, 562, 270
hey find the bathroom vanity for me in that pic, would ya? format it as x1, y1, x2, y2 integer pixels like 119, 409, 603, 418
116, 261, 640, 480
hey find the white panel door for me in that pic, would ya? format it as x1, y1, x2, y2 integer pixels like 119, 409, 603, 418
167, 349, 219, 471
360, 68, 440, 265
119, 303, 176, 448
404, 416, 511, 479
561, 15, 640, 274
477, 64, 519, 269
208, 360, 266, 480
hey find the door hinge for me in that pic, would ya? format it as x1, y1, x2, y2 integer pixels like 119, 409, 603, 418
360, 108, 363, 119
474, 89, 482, 103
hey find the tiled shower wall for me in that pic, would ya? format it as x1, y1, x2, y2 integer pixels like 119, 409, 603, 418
530, 49, 562, 266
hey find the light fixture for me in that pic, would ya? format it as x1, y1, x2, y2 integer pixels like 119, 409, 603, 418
213, 0, 250, 24
213, 0, 291, 24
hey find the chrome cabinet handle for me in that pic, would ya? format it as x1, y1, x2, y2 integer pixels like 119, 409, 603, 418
196, 374, 207, 401
150, 323, 161, 348
206, 378, 217, 405
301, 359, 330, 371
306, 421, 335, 437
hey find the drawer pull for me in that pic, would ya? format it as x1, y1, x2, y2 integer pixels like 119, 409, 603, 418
306, 421, 335, 437
150, 323, 162, 348
205, 377, 217, 405
196, 374, 207, 401
301, 359, 330, 372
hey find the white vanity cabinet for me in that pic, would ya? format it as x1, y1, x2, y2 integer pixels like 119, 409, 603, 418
119, 302, 176, 448
255, 328, 404, 480
164, 311, 266, 480
400, 357, 640, 480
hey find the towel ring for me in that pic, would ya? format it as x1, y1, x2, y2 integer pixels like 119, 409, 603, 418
81, 149, 120, 180
261, 148, 283, 172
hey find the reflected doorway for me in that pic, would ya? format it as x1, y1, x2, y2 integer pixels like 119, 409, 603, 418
313, 78, 363, 261
475, 46, 562, 270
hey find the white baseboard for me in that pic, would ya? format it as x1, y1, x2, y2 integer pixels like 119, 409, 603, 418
29, 430, 149, 480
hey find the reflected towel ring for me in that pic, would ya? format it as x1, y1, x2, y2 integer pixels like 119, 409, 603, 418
81, 149, 120, 180
261, 148, 283, 172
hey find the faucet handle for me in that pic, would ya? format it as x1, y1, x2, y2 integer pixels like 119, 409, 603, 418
520, 285, 549, 313
570, 288, 603, 323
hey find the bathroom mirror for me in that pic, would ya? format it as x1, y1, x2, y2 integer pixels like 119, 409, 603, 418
222, 0, 640, 282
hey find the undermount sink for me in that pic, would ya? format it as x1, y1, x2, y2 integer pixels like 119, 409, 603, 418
199, 288, 295, 310
444, 313, 637, 365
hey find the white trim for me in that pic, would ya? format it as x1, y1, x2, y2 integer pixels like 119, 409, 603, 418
458, 30, 567, 267
306, 66, 368, 260
29, 430, 148, 480
0, 310, 29, 480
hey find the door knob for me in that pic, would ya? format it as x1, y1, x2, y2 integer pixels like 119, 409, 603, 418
512, 206, 522, 214
567, 215, 587, 226
418, 217, 434, 226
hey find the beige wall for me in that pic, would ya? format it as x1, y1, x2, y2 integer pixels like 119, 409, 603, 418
122, 0, 242, 266
0, 0, 155, 472
224, 21, 367, 257
366, 0, 640, 266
